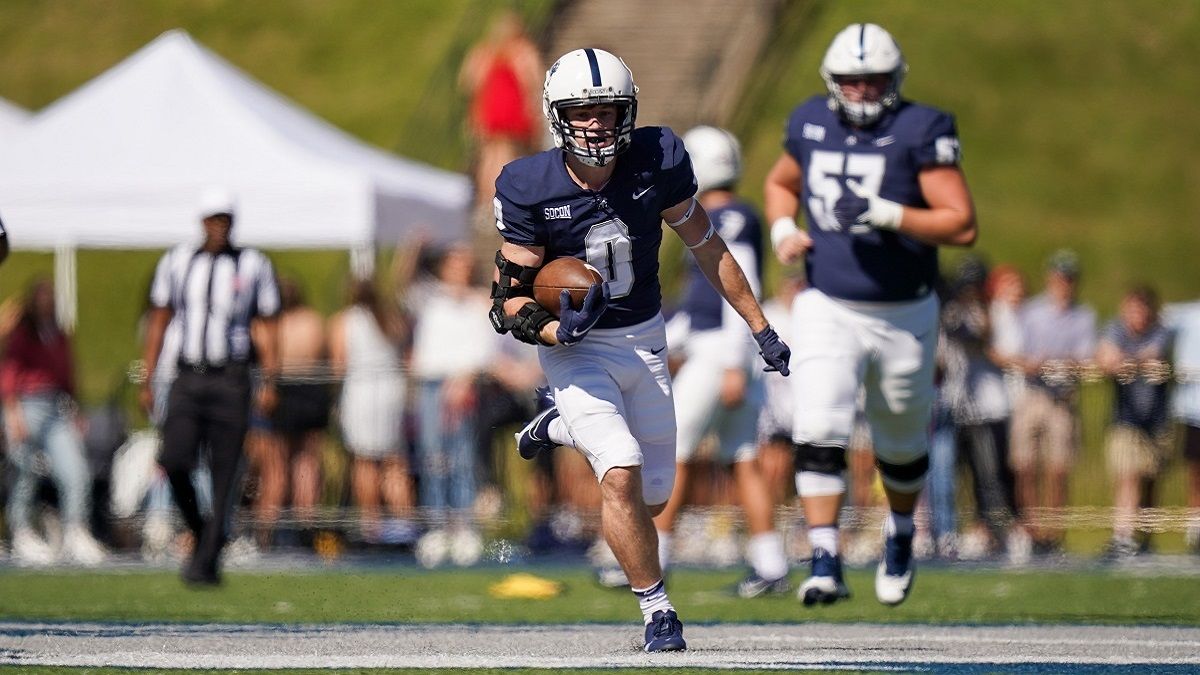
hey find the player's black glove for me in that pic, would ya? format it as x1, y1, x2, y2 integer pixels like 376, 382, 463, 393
753, 325, 791, 376
556, 282, 609, 346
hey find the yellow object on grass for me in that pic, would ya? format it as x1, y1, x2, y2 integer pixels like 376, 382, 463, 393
488, 573, 564, 600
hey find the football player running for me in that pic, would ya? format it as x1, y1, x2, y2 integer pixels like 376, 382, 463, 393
491, 48, 790, 652
765, 24, 977, 607
651, 126, 791, 598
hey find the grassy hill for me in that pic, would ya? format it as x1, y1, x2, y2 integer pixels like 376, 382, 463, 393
0, 0, 554, 402
1, 0, 1198, 402
735, 0, 1200, 308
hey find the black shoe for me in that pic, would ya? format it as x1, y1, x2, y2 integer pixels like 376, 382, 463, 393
182, 559, 222, 587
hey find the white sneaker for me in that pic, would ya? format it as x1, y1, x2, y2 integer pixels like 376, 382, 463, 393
415, 529, 450, 569
62, 526, 108, 566
1005, 527, 1033, 566
141, 513, 175, 562
449, 529, 483, 567
224, 535, 261, 567
875, 529, 915, 606
12, 528, 57, 567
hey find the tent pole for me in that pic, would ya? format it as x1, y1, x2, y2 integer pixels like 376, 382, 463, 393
54, 243, 78, 333
350, 245, 375, 279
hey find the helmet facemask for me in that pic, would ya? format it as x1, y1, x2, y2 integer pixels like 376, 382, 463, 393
819, 23, 908, 127
547, 98, 637, 167
821, 69, 904, 127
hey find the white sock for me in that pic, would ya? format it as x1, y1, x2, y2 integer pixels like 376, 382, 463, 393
808, 526, 839, 556
747, 531, 788, 581
886, 511, 915, 537
547, 417, 573, 447
656, 530, 672, 572
631, 579, 674, 624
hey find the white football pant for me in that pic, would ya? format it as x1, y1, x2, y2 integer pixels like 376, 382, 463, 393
539, 314, 677, 506
789, 288, 938, 490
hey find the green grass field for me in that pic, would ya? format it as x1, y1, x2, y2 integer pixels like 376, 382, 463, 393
1, 567, 1196, 626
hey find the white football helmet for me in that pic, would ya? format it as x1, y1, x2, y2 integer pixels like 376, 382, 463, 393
820, 23, 907, 126
543, 48, 638, 167
682, 126, 742, 194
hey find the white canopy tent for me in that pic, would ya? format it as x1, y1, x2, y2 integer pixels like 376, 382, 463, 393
0, 30, 471, 327
0, 97, 30, 144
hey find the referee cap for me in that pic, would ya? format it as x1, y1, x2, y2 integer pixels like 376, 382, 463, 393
198, 186, 236, 221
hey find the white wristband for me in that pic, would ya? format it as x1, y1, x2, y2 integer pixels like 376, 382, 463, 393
770, 216, 801, 250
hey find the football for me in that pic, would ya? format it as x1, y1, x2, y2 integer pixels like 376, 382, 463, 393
533, 257, 603, 317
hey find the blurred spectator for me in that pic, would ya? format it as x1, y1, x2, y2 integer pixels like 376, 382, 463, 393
931, 258, 1022, 562
328, 278, 412, 545
1096, 285, 1173, 560
1010, 249, 1096, 554
1167, 300, 1200, 553
458, 10, 542, 213
249, 278, 329, 548
986, 264, 1027, 374
1, 278, 107, 566
140, 187, 281, 586
405, 243, 496, 566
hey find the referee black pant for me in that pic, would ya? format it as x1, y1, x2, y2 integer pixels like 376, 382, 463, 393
159, 365, 252, 577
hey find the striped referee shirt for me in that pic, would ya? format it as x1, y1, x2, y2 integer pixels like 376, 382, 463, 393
149, 243, 280, 368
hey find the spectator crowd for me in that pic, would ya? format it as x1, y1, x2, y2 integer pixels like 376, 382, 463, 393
0, 242, 1198, 571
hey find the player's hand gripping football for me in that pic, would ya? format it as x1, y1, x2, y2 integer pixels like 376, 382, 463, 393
840, 179, 903, 231
556, 282, 610, 346
752, 325, 791, 376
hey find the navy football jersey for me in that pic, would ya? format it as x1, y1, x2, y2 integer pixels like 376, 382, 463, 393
494, 126, 697, 329
681, 200, 763, 331
784, 96, 962, 301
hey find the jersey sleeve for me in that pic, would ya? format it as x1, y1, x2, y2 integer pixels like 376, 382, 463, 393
254, 253, 282, 318
148, 250, 176, 310
659, 128, 698, 208
492, 165, 541, 246
912, 110, 962, 169
782, 107, 806, 163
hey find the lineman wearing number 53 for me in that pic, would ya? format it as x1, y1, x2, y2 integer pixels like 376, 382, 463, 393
488, 48, 790, 652
765, 23, 977, 608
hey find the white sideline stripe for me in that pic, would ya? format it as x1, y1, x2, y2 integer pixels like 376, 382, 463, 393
1, 622, 1199, 669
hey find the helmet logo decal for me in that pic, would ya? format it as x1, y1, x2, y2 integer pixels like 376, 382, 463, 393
856, 23, 866, 61
584, 48, 603, 86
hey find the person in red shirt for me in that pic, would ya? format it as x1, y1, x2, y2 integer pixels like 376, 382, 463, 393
458, 11, 542, 213
1, 278, 107, 566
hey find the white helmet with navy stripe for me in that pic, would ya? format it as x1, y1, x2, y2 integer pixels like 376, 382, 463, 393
543, 48, 638, 167
820, 23, 907, 126
682, 126, 742, 194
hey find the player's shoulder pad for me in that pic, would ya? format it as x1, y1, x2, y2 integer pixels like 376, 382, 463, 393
496, 150, 559, 205
788, 95, 832, 124
631, 126, 689, 172
895, 100, 957, 134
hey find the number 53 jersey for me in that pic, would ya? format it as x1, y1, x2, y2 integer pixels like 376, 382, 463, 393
785, 95, 962, 302
493, 126, 697, 330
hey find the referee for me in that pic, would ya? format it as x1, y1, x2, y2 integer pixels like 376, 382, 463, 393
140, 187, 281, 585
